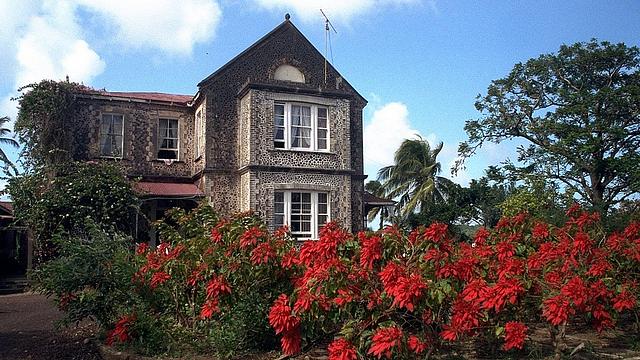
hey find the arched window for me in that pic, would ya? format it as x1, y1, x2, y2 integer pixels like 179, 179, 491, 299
273, 64, 305, 83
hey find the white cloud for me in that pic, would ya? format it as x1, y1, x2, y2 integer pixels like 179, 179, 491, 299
253, 0, 421, 24
1, 0, 223, 125
76, 0, 222, 55
15, 13, 105, 87
363, 101, 471, 186
0, 0, 106, 128
364, 102, 419, 173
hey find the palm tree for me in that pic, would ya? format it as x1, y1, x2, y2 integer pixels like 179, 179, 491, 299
0, 116, 19, 170
365, 180, 392, 230
377, 136, 455, 217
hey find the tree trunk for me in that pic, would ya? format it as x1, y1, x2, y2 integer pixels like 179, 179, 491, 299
549, 323, 566, 360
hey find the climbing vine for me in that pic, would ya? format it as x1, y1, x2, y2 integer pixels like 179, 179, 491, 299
14, 80, 94, 169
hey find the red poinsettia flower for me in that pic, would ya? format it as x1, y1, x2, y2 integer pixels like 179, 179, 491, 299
423, 222, 449, 243
543, 295, 573, 326
150, 271, 170, 289
359, 233, 383, 270
269, 294, 300, 335
105, 314, 135, 345
407, 335, 428, 354
239, 226, 265, 249
206, 275, 232, 299
503, 321, 527, 350
561, 276, 588, 308
135, 242, 149, 255
532, 222, 550, 240
200, 298, 220, 319
280, 327, 301, 355
612, 290, 637, 312
281, 248, 300, 269
368, 325, 403, 359
328, 338, 357, 360
474, 227, 490, 245
250, 242, 276, 265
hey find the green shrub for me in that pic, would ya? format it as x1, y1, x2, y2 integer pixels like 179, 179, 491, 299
29, 222, 136, 327
7, 161, 139, 263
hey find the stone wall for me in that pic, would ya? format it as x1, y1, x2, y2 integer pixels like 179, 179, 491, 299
202, 172, 239, 214
243, 170, 353, 232
70, 19, 367, 231
240, 90, 352, 171
198, 20, 367, 230
77, 98, 194, 179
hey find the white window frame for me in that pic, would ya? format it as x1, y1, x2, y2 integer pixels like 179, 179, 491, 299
195, 110, 202, 159
100, 113, 124, 158
274, 102, 329, 152
158, 118, 179, 160
274, 191, 330, 240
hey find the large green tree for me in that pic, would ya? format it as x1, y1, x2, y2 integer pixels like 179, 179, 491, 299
457, 40, 640, 214
378, 137, 456, 217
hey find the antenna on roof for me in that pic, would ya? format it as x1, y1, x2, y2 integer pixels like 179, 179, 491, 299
320, 9, 337, 86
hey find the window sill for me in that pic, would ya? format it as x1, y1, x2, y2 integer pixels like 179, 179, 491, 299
271, 148, 334, 155
153, 159, 185, 164
99, 156, 125, 160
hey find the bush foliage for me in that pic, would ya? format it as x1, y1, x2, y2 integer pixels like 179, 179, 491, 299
7, 162, 138, 263
36, 204, 640, 359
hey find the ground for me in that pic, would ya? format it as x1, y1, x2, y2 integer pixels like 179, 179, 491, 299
0, 292, 100, 360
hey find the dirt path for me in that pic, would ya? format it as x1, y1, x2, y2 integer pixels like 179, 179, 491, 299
0, 292, 100, 360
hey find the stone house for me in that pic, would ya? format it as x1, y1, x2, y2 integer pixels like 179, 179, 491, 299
75, 16, 376, 241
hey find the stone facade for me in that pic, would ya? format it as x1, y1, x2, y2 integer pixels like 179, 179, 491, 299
77, 96, 194, 179
80, 17, 367, 234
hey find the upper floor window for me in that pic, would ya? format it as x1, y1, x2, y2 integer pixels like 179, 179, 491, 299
274, 102, 328, 151
158, 118, 179, 160
195, 110, 202, 159
274, 191, 329, 240
100, 114, 123, 158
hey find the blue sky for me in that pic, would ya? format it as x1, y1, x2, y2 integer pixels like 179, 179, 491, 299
1, 0, 639, 188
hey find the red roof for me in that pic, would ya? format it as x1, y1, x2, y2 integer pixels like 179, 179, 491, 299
92, 91, 193, 105
363, 192, 395, 206
134, 182, 204, 198
0, 201, 13, 214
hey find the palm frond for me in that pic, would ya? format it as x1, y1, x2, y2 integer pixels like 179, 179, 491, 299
0, 137, 19, 148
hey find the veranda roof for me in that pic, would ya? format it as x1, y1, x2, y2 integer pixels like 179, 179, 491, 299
133, 182, 204, 198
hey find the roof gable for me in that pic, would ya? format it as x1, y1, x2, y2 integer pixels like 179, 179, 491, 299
198, 17, 366, 103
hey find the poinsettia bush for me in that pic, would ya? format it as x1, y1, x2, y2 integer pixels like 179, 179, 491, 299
107, 205, 298, 356
268, 206, 640, 359
38, 203, 639, 358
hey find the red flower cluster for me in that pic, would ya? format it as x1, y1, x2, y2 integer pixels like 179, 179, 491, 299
269, 294, 301, 355
150, 271, 170, 289
359, 233, 383, 270
106, 314, 135, 345
199, 275, 232, 320
368, 326, 403, 359
250, 242, 276, 265
612, 290, 637, 312
503, 321, 527, 350
206, 275, 232, 299
407, 335, 428, 354
239, 226, 266, 249
423, 222, 449, 243
328, 338, 357, 360
200, 299, 220, 319
543, 295, 573, 326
